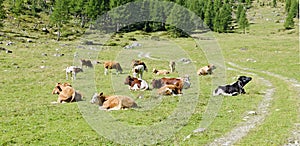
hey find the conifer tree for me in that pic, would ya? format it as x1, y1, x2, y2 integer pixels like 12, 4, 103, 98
204, 0, 213, 29
284, 8, 295, 29
238, 8, 249, 34
0, 0, 5, 28
236, 4, 243, 21
50, 0, 70, 41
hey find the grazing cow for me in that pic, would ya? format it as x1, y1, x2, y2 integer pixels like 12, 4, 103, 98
66, 66, 83, 80
157, 82, 182, 96
169, 61, 176, 73
197, 64, 216, 75
152, 68, 170, 75
213, 76, 252, 96
131, 59, 148, 72
91, 92, 138, 111
103, 61, 123, 75
124, 76, 149, 91
52, 82, 83, 103
132, 65, 145, 79
81, 59, 93, 68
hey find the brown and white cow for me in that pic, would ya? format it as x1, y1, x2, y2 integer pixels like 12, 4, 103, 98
124, 76, 149, 91
51, 82, 83, 103
66, 66, 83, 80
157, 82, 182, 96
197, 64, 216, 75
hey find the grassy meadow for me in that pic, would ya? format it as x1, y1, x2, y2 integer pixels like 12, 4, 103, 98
0, 1, 299, 145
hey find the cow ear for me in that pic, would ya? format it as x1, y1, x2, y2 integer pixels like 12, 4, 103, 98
99, 92, 103, 96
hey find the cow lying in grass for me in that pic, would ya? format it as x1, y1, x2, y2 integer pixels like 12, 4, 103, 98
90, 92, 138, 111
213, 76, 252, 96
152, 68, 170, 75
66, 66, 83, 80
197, 64, 216, 75
51, 82, 83, 104
124, 76, 149, 91
157, 82, 182, 96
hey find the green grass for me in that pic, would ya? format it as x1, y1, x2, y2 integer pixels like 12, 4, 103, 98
0, 1, 299, 145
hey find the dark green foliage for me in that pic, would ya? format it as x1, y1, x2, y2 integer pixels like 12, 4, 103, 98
272, 0, 277, 8
0, 0, 4, 28
284, 0, 298, 29
204, 0, 214, 29
236, 4, 244, 21
238, 8, 249, 33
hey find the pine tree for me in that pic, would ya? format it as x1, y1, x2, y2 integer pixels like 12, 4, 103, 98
272, 0, 277, 8
236, 4, 243, 21
204, 0, 213, 29
289, 0, 299, 18
167, 5, 193, 37
285, 0, 291, 13
50, 0, 70, 41
11, 0, 24, 27
238, 8, 249, 34
284, 8, 295, 29
150, 0, 166, 31
0, 0, 5, 28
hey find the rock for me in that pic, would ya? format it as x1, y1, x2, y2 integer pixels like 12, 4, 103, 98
6, 50, 12, 53
246, 58, 257, 63
6, 41, 13, 46
247, 111, 257, 115
42, 28, 49, 33
27, 39, 33, 43
193, 127, 206, 133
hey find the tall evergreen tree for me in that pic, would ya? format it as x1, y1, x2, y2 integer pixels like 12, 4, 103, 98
0, 0, 5, 28
204, 0, 213, 29
238, 8, 249, 34
285, 0, 291, 13
284, 11, 294, 29
272, 0, 277, 8
50, 0, 70, 41
236, 4, 243, 21
289, 0, 299, 18
11, 0, 24, 27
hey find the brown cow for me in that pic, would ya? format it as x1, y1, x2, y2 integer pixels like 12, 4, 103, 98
81, 59, 93, 68
51, 83, 83, 103
197, 64, 216, 75
152, 68, 170, 75
157, 82, 182, 95
102, 61, 123, 75
91, 92, 138, 111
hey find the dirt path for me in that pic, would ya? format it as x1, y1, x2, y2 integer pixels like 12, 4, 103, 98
226, 62, 300, 146
208, 66, 275, 145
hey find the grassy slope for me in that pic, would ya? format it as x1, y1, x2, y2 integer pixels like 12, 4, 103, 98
0, 1, 299, 145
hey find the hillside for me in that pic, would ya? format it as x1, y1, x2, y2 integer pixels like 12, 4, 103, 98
0, 0, 299, 145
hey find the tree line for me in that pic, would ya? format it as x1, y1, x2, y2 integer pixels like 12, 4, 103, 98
0, 0, 298, 39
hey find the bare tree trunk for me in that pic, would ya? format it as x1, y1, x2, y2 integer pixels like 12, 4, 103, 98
57, 25, 61, 41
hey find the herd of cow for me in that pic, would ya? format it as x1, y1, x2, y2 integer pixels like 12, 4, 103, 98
52, 59, 252, 111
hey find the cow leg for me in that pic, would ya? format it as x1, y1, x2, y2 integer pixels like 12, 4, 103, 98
104, 68, 108, 75
72, 72, 76, 80
66, 72, 68, 80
